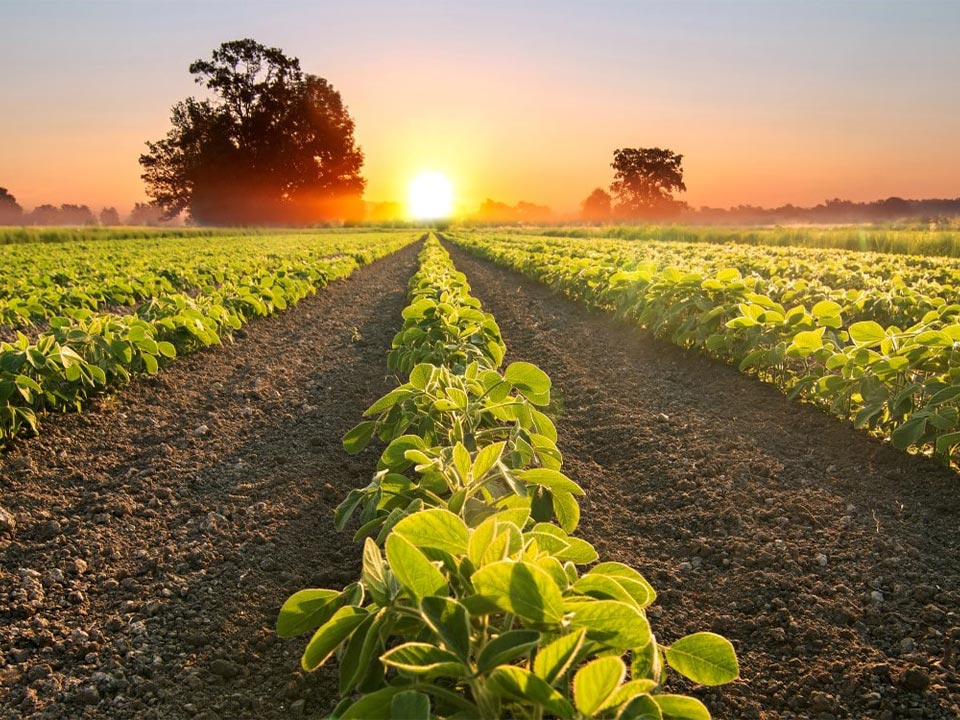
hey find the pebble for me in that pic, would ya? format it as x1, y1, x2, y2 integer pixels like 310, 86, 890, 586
77, 685, 100, 705
210, 659, 241, 679
193, 424, 209, 436
678, 561, 693, 572
870, 590, 884, 604
290, 699, 306, 718
898, 666, 929, 692
815, 553, 829, 567
900, 637, 915, 653
36, 519, 62, 540
0, 504, 16, 534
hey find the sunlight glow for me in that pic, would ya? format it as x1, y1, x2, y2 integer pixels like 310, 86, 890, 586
408, 171, 454, 219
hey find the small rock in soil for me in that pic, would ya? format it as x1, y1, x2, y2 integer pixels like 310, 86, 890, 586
897, 666, 930, 692
210, 659, 241, 679
0, 504, 16, 534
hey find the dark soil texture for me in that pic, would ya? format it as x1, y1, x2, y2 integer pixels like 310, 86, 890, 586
0, 242, 420, 719
446, 242, 960, 720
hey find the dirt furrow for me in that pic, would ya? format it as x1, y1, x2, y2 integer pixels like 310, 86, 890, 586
0, 241, 420, 719
446, 241, 960, 720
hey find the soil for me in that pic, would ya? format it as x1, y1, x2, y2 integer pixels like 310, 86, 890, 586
445, 242, 960, 720
0, 241, 420, 719
2, 234, 959, 720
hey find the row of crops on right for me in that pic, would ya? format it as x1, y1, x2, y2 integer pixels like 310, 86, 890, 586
447, 231, 960, 466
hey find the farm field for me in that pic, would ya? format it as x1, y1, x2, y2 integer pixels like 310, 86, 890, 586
1, 229, 959, 719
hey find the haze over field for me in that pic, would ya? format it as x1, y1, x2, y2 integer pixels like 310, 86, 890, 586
1, 0, 958, 218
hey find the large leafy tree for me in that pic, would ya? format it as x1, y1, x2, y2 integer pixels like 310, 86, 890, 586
610, 147, 687, 219
140, 39, 365, 225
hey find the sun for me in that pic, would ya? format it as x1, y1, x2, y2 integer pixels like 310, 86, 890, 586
408, 171, 454, 220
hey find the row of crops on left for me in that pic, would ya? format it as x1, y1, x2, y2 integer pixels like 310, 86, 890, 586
0, 230, 417, 443
277, 235, 738, 719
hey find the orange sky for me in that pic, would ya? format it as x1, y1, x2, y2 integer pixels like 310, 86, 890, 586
1, 1, 958, 216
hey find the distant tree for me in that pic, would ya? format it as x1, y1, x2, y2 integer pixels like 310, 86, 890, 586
0, 187, 23, 225
580, 187, 612, 222
28, 204, 61, 225
99, 206, 121, 226
58, 204, 97, 225
140, 38, 365, 225
127, 202, 165, 226
610, 147, 687, 218
472, 199, 552, 224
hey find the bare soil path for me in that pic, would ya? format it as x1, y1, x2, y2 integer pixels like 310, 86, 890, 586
1, 241, 420, 719
446, 241, 960, 720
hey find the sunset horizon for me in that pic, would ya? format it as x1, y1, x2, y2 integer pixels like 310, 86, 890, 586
2, 0, 958, 221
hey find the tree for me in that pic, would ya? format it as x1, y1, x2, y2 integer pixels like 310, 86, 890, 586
580, 187, 612, 222
610, 147, 687, 219
127, 202, 165, 226
140, 39, 365, 225
99, 206, 121, 226
0, 187, 23, 225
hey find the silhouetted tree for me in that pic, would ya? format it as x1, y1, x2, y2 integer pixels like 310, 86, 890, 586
610, 147, 686, 218
580, 187, 612, 222
127, 202, 165, 226
99, 206, 121, 226
58, 204, 97, 225
0, 187, 23, 225
28, 204, 61, 225
140, 38, 365, 225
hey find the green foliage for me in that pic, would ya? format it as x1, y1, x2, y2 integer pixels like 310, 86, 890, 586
0, 230, 418, 444
280, 235, 739, 719
448, 230, 960, 466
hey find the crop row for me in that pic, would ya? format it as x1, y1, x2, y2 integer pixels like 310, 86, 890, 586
278, 235, 738, 719
0, 231, 408, 332
447, 231, 960, 466
456, 232, 960, 331
0, 232, 417, 443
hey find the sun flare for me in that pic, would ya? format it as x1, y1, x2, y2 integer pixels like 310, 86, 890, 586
408, 171, 454, 220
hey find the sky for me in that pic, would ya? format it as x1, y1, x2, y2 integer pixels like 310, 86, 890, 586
1, 0, 958, 215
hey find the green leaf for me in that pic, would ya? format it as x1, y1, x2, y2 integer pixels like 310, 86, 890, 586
409, 363, 434, 389
472, 441, 505, 480
551, 490, 580, 533
516, 468, 585, 496
380, 642, 468, 678
653, 695, 711, 720
390, 691, 430, 720
504, 361, 551, 405
476, 630, 541, 674
574, 656, 627, 716
665, 632, 739, 686
385, 533, 448, 601
587, 563, 656, 608
617, 694, 663, 720
471, 560, 564, 625
393, 508, 469, 555
338, 687, 406, 719
565, 599, 651, 649
848, 320, 887, 347
361, 538, 388, 604
302, 606, 367, 671
156, 341, 176, 358
420, 596, 471, 661
533, 628, 586, 685
343, 421, 377, 454
276, 588, 341, 637
487, 666, 574, 717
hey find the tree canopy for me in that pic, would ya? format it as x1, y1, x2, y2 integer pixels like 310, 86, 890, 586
0, 187, 23, 225
140, 39, 365, 225
610, 147, 687, 218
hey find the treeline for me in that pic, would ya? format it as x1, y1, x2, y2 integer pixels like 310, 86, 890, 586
0, 189, 168, 227
692, 197, 960, 225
